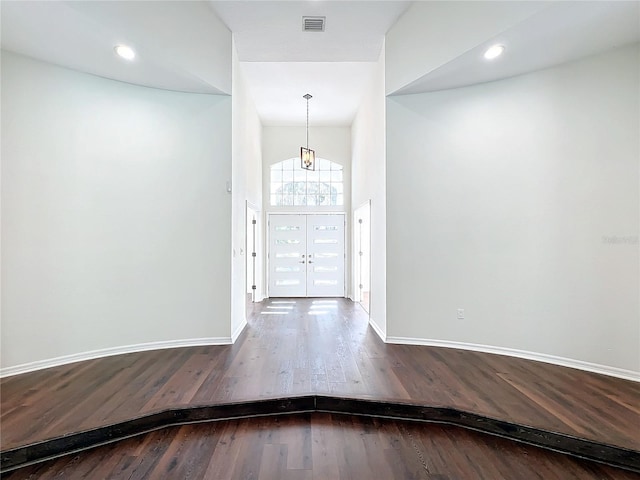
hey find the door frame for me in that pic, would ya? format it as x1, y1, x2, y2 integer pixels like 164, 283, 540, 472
353, 200, 371, 316
266, 212, 347, 298
246, 201, 262, 303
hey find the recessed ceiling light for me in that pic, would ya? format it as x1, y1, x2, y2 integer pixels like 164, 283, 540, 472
484, 44, 505, 60
114, 45, 136, 61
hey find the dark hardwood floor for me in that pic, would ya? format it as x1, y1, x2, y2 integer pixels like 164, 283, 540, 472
5, 413, 640, 480
1, 297, 639, 477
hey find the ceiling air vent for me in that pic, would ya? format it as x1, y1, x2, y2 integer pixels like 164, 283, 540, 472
302, 16, 325, 32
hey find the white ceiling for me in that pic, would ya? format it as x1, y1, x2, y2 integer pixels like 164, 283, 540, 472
211, 0, 410, 126
211, 1, 411, 62
395, 1, 640, 95
240, 62, 379, 126
1, 1, 232, 94
1, 1, 638, 126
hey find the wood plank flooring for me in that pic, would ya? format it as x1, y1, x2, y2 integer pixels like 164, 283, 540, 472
1, 298, 639, 465
5, 413, 640, 480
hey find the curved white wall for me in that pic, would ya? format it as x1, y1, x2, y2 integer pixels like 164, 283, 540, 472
386, 45, 639, 376
1, 52, 233, 373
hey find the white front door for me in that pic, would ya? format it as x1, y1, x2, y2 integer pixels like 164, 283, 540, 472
269, 214, 307, 297
306, 214, 345, 297
269, 214, 344, 297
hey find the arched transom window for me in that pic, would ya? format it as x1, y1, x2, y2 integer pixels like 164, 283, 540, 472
270, 158, 344, 207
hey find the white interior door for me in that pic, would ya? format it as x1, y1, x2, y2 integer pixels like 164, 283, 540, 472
269, 214, 344, 297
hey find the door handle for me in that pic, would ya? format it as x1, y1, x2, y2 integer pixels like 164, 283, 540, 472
308, 261, 314, 264
299, 261, 306, 263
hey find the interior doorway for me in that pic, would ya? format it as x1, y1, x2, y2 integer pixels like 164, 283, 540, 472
354, 201, 371, 314
268, 213, 345, 297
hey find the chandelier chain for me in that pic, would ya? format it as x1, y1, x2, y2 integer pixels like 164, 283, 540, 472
306, 95, 309, 149
301, 93, 314, 171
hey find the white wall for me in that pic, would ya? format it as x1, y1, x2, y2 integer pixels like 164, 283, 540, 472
231, 48, 263, 333
386, 45, 640, 373
1, 52, 233, 372
351, 48, 387, 337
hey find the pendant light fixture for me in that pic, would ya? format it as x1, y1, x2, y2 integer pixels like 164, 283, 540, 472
300, 93, 316, 171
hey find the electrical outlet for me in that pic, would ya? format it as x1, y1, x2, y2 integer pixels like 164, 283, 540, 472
457, 308, 465, 320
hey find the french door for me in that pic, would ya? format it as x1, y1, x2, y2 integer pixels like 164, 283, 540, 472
269, 214, 345, 297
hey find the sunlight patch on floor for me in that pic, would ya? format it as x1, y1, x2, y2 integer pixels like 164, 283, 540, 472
262, 300, 297, 315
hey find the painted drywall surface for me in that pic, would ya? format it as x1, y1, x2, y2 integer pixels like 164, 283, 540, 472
351, 48, 387, 336
385, 1, 546, 95
262, 127, 351, 171
1, 52, 232, 369
386, 45, 639, 371
262, 126, 352, 296
231, 46, 263, 334
262, 126, 351, 213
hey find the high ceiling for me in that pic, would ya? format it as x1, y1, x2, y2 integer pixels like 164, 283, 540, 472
2, 1, 639, 126
394, 1, 640, 95
1, 1, 232, 95
212, 1, 410, 62
211, 0, 410, 126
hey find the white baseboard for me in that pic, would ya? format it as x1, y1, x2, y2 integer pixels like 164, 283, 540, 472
0, 337, 232, 378
368, 317, 386, 342
385, 336, 640, 382
4, 332, 636, 383
231, 318, 248, 343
